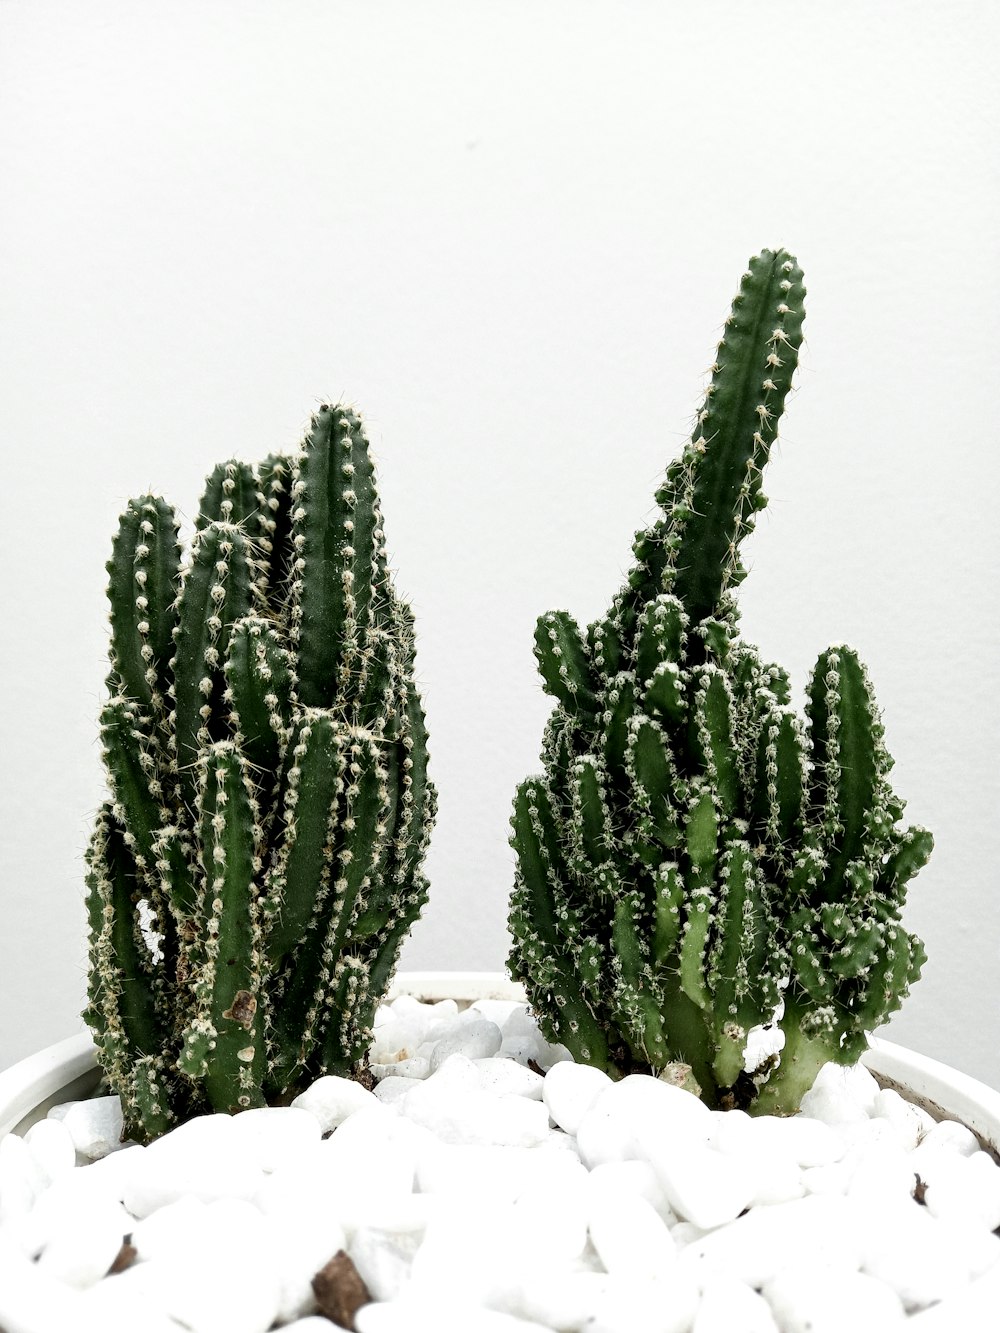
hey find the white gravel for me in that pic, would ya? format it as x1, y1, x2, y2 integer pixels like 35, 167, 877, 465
0, 995, 997, 1332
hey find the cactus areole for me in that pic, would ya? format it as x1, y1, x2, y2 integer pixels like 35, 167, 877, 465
85, 405, 437, 1141
508, 250, 932, 1115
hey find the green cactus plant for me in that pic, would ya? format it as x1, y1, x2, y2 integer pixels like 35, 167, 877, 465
508, 250, 932, 1115
85, 405, 436, 1141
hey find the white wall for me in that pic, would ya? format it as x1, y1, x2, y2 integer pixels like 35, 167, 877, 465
1, 0, 998, 1087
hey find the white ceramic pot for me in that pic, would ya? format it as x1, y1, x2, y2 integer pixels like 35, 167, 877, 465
1, 972, 998, 1327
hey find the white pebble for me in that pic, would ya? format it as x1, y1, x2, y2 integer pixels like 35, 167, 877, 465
580, 1271, 700, 1333
577, 1075, 710, 1169
638, 1134, 755, 1229
61, 1096, 125, 1160
0, 1229, 99, 1332
227, 1105, 322, 1171
922, 1149, 1000, 1231
808, 1061, 881, 1114
858, 1199, 993, 1311
291, 1075, 379, 1132
373, 1077, 413, 1106
916, 1118, 980, 1157
350, 1225, 423, 1301
588, 1190, 676, 1278
693, 1276, 779, 1333
763, 1264, 905, 1330
0, 1133, 46, 1224
34, 1193, 131, 1288
743, 1113, 844, 1168
543, 1061, 613, 1135
401, 1083, 549, 1148
677, 1194, 862, 1287
262, 1204, 348, 1324
587, 1159, 678, 1224
474, 1058, 544, 1099
470, 999, 530, 1027
429, 1017, 503, 1071
798, 1085, 869, 1128
871, 1088, 924, 1151
23, 1119, 77, 1187
506, 1270, 613, 1329
356, 1301, 551, 1333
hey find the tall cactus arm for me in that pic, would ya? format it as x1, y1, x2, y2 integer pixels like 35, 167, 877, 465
99, 697, 168, 891
269, 729, 393, 1091
106, 496, 181, 712
256, 452, 296, 615
85, 807, 175, 1140
180, 741, 267, 1112
629, 250, 806, 623
534, 611, 600, 713
170, 523, 259, 794
290, 405, 387, 707
262, 713, 348, 965
509, 778, 612, 1069
195, 460, 261, 531
806, 645, 888, 902
224, 616, 293, 792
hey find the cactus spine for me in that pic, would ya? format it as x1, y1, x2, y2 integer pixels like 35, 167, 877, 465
509, 250, 932, 1114
85, 405, 436, 1140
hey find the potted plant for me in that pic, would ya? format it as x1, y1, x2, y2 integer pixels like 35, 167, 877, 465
1, 254, 999, 1332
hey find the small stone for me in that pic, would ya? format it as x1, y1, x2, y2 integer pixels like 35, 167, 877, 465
587, 1159, 678, 1224
693, 1276, 780, 1333
429, 1017, 503, 1071
916, 1118, 980, 1158
0, 1229, 98, 1330
291, 1075, 379, 1133
843, 1140, 918, 1207
921, 1148, 1000, 1231
588, 1189, 676, 1278
349, 1225, 424, 1301
763, 1263, 905, 1330
580, 1270, 700, 1333
677, 1195, 861, 1287
637, 1133, 755, 1229
858, 1198, 990, 1311
577, 1075, 710, 1170
742, 1113, 844, 1168
400, 1079, 549, 1148
798, 1085, 869, 1128
543, 1061, 613, 1136
312, 1250, 371, 1330
34, 1193, 132, 1288
870, 1088, 923, 1151
23, 1118, 77, 1187
227, 1105, 322, 1171
373, 1077, 413, 1106
0, 1132, 46, 1224
61, 1096, 125, 1160
474, 1058, 544, 1099
505, 1270, 613, 1328
355, 1301, 552, 1332
808, 1060, 881, 1114
470, 999, 529, 1027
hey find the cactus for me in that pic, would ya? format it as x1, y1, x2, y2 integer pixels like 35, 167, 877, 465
85, 405, 436, 1140
508, 250, 932, 1114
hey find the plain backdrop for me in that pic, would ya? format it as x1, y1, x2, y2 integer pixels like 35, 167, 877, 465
1, 0, 998, 1087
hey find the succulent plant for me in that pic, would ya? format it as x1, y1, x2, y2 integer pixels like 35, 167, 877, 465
508, 250, 932, 1114
85, 405, 436, 1140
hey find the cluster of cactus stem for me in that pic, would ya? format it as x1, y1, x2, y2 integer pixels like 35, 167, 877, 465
85, 405, 436, 1141
509, 249, 932, 1114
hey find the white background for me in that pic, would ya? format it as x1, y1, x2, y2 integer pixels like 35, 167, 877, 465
1, 1, 998, 1086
